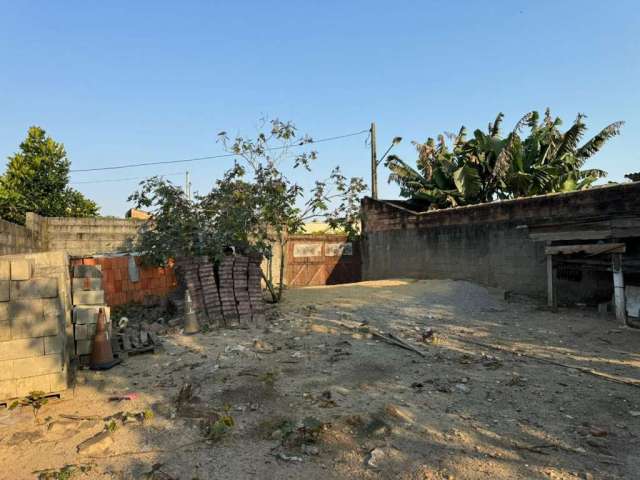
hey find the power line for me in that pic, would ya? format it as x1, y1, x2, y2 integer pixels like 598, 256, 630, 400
70, 129, 369, 173
71, 172, 183, 185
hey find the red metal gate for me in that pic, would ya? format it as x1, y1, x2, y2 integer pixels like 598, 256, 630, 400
285, 235, 361, 287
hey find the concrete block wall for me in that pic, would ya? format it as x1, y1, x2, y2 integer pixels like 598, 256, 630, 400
0, 213, 144, 257
0, 217, 41, 255
0, 251, 71, 401
362, 182, 640, 300
43, 217, 144, 256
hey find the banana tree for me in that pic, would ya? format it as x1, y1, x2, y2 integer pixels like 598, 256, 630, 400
387, 109, 623, 209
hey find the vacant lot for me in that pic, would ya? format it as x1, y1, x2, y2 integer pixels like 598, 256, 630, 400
1, 279, 639, 480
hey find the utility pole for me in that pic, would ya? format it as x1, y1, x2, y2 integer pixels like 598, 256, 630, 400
185, 170, 191, 200
370, 122, 378, 199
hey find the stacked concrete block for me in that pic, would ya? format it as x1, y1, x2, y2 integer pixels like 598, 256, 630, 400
218, 256, 239, 326
72, 264, 110, 356
0, 252, 71, 402
175, 254, 265, 330
198, 262, 223, 325
175, 257, 207, 323
233, 256, 251, 327
248, 255, 265, 323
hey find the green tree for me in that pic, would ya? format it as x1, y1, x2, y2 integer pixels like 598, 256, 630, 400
129, 119, 366, 302
386, 110, 623, 209
0, 126, 99, 224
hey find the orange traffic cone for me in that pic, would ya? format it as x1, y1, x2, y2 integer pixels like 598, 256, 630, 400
90, 308, 121, 370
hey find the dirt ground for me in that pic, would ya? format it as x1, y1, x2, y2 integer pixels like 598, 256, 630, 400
1, 279, 639, 480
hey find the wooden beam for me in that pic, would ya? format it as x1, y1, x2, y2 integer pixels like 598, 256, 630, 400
546, 254, 555, 308
544, 243, 626, 256
612, 253, 627, 325
530, 230, 612, 242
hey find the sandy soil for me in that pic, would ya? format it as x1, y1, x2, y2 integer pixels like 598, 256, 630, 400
1, 279, 639, 480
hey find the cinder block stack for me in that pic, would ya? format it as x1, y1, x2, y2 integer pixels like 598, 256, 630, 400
175, 253, 265, 329
0, 258, 67, 401
233, 256, 251, 327
218, 256, 239, 325
248, 255, 265, 323
198, 262, 223, 325
72, 265, 110, 356
175, 257, 207, 322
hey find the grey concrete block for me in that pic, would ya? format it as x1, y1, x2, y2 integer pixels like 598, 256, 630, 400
0, 303, 7, 322
48, 371, 67, 392
44, 335, 63, 354
11, 310, 58, 339
73, 265, 102, 278
0, 321, 10, 341
10, 260, 32, 280
10, 278, 58, 299
74, 323, 96, 340
0, 280, 9, 302
15, 374, 52, 397
0, 379, 17, 400
0, 338, 45, 361
9, 299, 43, 322
13, 354, 63, 378
43, 297, 63, 315
0, 262, 9, 281
72, 278, 102, 291
75, 339, 92, 355
73, 290, 104, 305
73, 305, 110, 324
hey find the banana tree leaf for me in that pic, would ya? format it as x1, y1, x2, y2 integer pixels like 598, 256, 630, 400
453, 165, 481, 199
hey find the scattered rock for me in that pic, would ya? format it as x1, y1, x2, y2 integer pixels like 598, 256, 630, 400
302, 444, 320, 456
454, 383, 470, 394
589, 426, 608, 438
629, 410, 640, 417
365, 447, 385, 468
77, 431, 114, 455
253, 339, 275, 354
385, 403, 415, 423
275, 452, 303, 462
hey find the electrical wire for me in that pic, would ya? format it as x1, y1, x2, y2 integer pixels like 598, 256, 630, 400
69, 129, 369, 173
71, 172, 183, 185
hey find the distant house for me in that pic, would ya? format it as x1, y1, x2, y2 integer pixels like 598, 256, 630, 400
125, 208, 151, 220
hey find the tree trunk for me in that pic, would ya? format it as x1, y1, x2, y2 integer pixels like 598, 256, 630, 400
277, 235, 286, 302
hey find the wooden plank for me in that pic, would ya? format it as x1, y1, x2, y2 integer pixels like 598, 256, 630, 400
612, 254, 627, 325
546, 255, 554, 308
545, 243, 625, 256
530, 230, 612, 242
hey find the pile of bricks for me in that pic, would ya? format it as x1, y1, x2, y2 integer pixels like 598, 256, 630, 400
72, 264, 110, 356
175, 254, 264, 328
0, 252, 69, 402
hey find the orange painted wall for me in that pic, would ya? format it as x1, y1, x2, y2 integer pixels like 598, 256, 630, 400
71, 255, 178, 306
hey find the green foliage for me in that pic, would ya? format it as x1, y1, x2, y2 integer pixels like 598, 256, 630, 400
386, 110, 623, 209
129, 119, 367, 301
201, 405, 235, 442
35, 464, 93, 480
0, 126, 99, 224
9, 390, 48, 421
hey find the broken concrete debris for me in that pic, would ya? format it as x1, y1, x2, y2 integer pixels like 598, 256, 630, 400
76, 430, 114, 455
365, 447, 385, 468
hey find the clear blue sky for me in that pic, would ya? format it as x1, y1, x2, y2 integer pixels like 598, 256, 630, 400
1, 1, 638, 216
